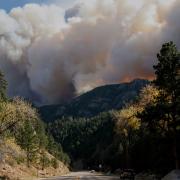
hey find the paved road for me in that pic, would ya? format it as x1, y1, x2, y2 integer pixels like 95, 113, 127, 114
40, 171, 119, 180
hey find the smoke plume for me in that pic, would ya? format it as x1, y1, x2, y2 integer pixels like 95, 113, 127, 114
0, 0, 179, 104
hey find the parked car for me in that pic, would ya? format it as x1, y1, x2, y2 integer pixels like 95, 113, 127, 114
120, 169, 135, 180
90, 170, 95, 173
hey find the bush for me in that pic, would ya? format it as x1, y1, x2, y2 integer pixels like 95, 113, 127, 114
15, 156, 25, 164
0, 175, 10, 180
51, 158, 59, 169
40, 153, 50, 170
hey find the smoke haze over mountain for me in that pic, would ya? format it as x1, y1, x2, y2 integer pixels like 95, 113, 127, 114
0, 0, 179, 104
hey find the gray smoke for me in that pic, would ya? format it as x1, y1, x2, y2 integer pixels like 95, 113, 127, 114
0, 0, 179, 104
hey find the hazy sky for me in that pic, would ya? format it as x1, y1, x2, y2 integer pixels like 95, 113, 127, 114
0, 0, 75, 11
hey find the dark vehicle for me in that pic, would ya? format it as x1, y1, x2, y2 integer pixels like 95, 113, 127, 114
90, 170, 95, 173
120, 169, 135, 180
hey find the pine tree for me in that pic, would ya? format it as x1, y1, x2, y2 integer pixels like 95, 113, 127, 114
40, 151, 50, 170
16, 121, 39, 167
0, 71, 7, 102
140, 42, 180, 169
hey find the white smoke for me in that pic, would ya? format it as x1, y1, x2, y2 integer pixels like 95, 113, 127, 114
0, 0, 179, 104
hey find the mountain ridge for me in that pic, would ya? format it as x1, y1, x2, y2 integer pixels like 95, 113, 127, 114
39, 79, 149, 122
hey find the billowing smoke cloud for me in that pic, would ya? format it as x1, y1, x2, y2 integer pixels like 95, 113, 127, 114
0, 0, 179, 104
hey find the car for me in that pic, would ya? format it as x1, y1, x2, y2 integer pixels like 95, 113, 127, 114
120, 169, 135, 180
90, 170, 95, 173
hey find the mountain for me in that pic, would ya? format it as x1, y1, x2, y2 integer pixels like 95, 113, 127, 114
39, 79, 149, 122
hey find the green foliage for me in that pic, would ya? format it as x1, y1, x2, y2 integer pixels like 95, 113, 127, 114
113, 105, 140, 168
145, 42, 180, 133
40, 151, 50, 170
34, 120, 48, 150
0, 69, 68, 170
47, 135, 70, 165
16, 120, 39, 167
15, 156, 25, 165
0, 97, 39, 136
51, 158, 59, 169
0, 175, 10, 180
0, 71, 7, 102
48, 112, 116, 168
139, 42, 180, 169
154, 41, 180, 94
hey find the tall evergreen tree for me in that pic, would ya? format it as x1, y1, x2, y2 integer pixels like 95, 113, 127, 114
40, 150, 50, 170
16, 120, 39, 167
140, 42, 180, 169
0, 71, 7, 102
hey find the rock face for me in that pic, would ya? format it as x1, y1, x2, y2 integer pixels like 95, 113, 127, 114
39, 79, 149, 122
162, 170, 180, 180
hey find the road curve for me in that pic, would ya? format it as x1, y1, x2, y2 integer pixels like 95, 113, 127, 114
40, 171, 120, 180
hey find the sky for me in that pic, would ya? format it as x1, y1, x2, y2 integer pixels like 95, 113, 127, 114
0, 0, 75, 11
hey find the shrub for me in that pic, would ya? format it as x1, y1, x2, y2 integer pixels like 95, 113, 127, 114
51, 158, 59, 169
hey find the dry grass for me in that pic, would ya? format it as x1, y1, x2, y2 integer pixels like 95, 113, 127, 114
0, 138, 69, 180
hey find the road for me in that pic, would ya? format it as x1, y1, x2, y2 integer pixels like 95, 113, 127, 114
40, 171, 120, 180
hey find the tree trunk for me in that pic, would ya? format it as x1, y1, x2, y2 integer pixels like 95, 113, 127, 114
27, 148, 30, 168
125, 140, 130, 168
173, 136, 180, 169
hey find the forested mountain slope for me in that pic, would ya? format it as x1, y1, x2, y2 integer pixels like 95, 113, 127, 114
39, 79, 149, 122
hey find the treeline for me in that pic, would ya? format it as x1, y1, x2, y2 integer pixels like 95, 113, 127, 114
48, 42, 180, 174
48, 112, 117, 169
0, 73, 70, 169
48, 89, 176, 173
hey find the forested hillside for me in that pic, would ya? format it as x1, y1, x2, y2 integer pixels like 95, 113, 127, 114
47, 42, 180, 177
0, 72, 69, 179
39, 79, 149, 122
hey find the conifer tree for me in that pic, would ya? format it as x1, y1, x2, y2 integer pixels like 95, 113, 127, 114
140, 42, 180, 169
16, 120, 39, 167
0, 71, 7, 102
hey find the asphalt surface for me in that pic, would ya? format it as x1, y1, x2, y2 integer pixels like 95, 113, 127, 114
40, 171, 120, 180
